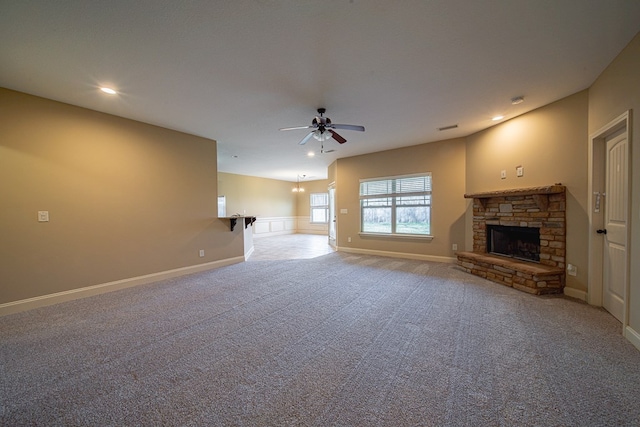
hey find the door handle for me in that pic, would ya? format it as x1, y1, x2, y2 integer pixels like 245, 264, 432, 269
596, 229, 607, 235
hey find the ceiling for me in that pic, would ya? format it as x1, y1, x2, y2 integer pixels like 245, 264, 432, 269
2, 1, 639, 182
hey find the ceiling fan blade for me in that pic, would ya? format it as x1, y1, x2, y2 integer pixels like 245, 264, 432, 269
299, 131, 315, 145
329, 130, 347, 144
279, 125, 314, 131
331, 124, 365, 132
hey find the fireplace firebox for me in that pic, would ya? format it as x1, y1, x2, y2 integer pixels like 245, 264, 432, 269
487, 225, 540, 263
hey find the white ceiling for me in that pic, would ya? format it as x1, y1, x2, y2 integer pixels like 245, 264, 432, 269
2, 1, 639, 182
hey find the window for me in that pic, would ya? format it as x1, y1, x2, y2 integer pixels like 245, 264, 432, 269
360, 173, 431, 235
310, 192, 329, 224
217, 196, 226, 217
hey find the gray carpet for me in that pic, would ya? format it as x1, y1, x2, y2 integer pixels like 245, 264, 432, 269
2, 252, 639, 426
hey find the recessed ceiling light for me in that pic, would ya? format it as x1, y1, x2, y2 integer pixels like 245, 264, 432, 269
231, 155, 238, 158
100, 87, 117, 95
492, 115, 504, 121
307, 151, 315, 157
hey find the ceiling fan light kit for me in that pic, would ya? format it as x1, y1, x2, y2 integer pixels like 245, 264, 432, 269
280, 108, 365, 147
312, 130, 333, 142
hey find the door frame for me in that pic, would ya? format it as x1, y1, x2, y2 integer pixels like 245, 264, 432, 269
328, 182, 336, 248
588, 110, 631, 329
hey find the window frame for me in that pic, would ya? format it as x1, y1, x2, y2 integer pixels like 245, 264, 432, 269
359, 173, 433, 240
310, 192, 329, 224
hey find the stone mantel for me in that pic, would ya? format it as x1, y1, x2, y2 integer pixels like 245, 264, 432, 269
465, 185, 565, 211
464, 184, 564, 199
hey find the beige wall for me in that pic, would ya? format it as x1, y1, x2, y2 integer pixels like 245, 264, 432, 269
0, 88, 244, 305
335, 138, 467, 259
465, 91, 589, 292
217, 172, 296, 218
588, 32, 640, 336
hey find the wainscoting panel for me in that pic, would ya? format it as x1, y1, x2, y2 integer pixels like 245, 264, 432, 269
246, 216, 327, 238
253, 217, 298, 238
254, 221, 271, 234
297, 217, 329, 236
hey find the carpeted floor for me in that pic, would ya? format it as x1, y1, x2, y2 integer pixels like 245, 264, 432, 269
2, 252, 640, 426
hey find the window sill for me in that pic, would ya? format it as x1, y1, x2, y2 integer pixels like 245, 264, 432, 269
358, 232, 434, 241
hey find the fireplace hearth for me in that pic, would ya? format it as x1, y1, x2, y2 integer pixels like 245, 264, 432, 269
487, 225, 540, 262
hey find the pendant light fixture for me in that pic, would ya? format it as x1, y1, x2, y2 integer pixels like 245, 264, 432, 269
292, 174, 306, 193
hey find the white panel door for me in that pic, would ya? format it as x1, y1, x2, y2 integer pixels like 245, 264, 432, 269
602, 133, 628, 322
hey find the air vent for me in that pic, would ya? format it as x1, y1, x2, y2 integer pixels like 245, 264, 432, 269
438, 124, 458, 131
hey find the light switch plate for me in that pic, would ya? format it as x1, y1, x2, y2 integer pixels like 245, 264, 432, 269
516, 166, 524, 177
500, 170, 507, 179
38, 211, 49, 222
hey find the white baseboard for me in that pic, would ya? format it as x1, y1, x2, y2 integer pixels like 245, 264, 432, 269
337, 246, 456, 264
244, 245, 254, 261
296, 216, 329, 236
295, 230, 328, 236
0, 256, 245, 317
252, 230, 295, 239
625, 325, 640, 352
563, 286, 587, 302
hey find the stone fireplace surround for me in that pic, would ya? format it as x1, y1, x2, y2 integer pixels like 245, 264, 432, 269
456, 185, 566, 295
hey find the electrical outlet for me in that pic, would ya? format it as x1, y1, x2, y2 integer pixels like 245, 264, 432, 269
452, 244, 458, 251
567, 264, 577, 276
500, 170, 507, 179
348, 237, 352, 243
199, 249, 205, 257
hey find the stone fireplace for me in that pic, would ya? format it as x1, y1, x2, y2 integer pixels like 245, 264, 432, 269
456, 185, 566, 295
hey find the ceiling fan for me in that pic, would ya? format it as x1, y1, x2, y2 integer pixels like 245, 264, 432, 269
279, 108, 365, 145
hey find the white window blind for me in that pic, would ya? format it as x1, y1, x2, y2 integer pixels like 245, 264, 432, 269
310, 192, 329, 224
